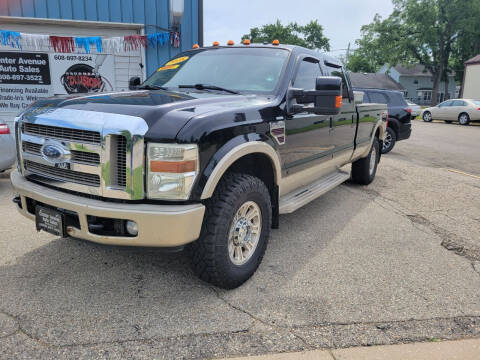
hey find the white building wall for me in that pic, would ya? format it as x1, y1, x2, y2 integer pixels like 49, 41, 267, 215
462, 64, 480, 99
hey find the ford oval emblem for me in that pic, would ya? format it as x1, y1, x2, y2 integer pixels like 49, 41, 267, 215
40, 142, 70, 164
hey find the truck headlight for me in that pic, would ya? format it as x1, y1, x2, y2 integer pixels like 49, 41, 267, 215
146, 143, 199, 200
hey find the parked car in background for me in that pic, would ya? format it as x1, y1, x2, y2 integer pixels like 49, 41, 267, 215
407, 101, 421, 118
0, 120, 16, 172
422, 99, 480, 125
354, 88, 412, 154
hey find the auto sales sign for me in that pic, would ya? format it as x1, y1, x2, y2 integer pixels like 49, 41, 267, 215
0, 51, 115, 113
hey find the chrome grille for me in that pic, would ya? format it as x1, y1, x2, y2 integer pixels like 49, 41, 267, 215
23, 123, 101, 144
22, 141, 100, 166
24, 160, 101, 187
114, 135, 127, 187
71, 151, 100, 165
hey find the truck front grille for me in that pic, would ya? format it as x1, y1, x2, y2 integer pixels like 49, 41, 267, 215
110, 135, 127, 187
22, 141, 100, 166
23, 123, 101, 145
19, 114, 146, 200
24, 160, 101, 187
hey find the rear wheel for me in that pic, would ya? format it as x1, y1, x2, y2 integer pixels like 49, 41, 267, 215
458, 113, 470, 125
351, 137, 380, 185
381, 127, 396, 154
423, 111, 432, 122
188, 173, 272, 289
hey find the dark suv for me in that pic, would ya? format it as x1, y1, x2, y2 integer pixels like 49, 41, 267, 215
354, 88, 412, 153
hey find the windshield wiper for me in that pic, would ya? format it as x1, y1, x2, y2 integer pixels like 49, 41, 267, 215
137, 84, 168, 90
178, 84, 239, 95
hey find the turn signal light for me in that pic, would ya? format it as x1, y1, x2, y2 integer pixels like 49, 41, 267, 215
477, 107, 480, 111
243, 39, 251, 45
0, 124, 10, 134
192, 44, 199, 49
335, 96, 342, 108
212, 41, 220, 46
227, 40, 234, 46
150, 160, 196, 173
272, 39, 280, 45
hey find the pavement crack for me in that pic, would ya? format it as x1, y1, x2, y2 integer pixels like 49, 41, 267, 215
328, 349, 338, 360
209, 286, 313, 350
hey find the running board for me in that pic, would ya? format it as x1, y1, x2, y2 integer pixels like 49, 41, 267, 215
279, 170, 350, 214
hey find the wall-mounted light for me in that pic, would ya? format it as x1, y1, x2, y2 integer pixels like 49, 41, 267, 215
170, 0, 184, 31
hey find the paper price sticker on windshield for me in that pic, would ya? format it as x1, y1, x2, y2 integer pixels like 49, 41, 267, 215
165, 56, 189, 66
157, 64, 180, 72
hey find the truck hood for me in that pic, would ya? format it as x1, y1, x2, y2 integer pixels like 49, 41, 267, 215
22, 90, 272, 142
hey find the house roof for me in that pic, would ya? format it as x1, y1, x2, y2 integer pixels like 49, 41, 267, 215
465, 54, 480, 65
349, 72, 405, 91
392, 64, 455, 77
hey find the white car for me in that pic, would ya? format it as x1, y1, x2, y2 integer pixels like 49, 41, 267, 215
422, 99, 480, 125
407, 101, 421, 117
0, 120, 16, 172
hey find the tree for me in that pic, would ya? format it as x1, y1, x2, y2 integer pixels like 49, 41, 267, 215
242, 20, 330, 51
350, 0, 478, 105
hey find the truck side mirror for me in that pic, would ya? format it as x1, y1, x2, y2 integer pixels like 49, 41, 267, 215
287, 76, 342, 116
129, 77, 141, 90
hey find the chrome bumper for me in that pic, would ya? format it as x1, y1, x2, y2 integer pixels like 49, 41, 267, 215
11, 170, 205, 247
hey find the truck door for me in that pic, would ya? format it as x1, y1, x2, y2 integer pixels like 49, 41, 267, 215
281, 57, 333, 175
357, 90, 387, 147
321, 63, 357, 166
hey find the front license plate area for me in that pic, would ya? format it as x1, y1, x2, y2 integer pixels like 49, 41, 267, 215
35, 206, 65, 237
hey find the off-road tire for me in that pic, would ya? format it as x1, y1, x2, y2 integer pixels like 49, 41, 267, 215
187, 173, 272, 289
423, 111, 432, 122
381, 127, 396, 154
351, 137, 380, 185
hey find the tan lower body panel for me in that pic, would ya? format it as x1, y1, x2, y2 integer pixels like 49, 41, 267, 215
10, 170, 205, 247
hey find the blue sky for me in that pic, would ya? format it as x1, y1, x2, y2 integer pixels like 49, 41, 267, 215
204, 0, 394, 56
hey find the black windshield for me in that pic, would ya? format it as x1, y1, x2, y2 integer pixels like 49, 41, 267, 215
143, 47, 290, 94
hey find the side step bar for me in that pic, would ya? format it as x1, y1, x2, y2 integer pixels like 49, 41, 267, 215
279, 170, 350, 214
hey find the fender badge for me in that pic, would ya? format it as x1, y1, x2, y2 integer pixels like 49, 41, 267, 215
270, 121, 285, 145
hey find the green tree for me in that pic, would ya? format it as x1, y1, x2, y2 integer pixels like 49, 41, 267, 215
242, 20, 330, 51
351, 0, 478, 105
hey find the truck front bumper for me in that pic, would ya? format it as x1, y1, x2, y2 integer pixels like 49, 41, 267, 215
10, 170, 205, 247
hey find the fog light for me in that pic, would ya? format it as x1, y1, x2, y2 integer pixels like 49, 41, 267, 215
126, 221, 138, 236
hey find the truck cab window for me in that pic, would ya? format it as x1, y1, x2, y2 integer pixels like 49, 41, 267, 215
323, 65, 351, 99
293, 59, 321, 90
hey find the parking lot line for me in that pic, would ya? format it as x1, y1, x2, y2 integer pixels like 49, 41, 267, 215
447, 168, 480, 180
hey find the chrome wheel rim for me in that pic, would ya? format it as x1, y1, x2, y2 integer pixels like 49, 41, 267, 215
459, 114, 468, 124
369, 145, 377, 175
424, 112, 431, 122
383, 132, 392, 151
228, 201, 262, 266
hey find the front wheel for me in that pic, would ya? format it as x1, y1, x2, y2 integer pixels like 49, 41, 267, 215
458, 113, 470, 125
188, 173, 272, 289
351, 137, 380, 185
381, 127, 396, 154
423, 111, 433, 122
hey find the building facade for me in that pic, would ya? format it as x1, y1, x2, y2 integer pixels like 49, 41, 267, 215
0, 0, 202, 127
378, 64, 457, 105
461, 55, 480, 99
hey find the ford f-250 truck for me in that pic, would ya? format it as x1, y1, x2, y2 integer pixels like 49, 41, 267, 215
11, 43, 386, 289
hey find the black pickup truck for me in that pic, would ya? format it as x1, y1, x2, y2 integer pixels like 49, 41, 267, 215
11, 43, 386, 288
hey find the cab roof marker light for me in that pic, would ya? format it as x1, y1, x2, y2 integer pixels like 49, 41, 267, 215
243, 39, 250, 45
212, 41, 220, 46
192, 44, 199, 49
272, 39, 280, 45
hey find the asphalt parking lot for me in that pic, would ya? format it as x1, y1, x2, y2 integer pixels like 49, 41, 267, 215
1, 120, 479, 359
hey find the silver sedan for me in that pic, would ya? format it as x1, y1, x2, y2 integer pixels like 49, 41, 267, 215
0, 120, 16, 172
422, 99, 480, 125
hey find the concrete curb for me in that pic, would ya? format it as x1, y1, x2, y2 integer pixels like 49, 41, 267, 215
223, 338, 480, 360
